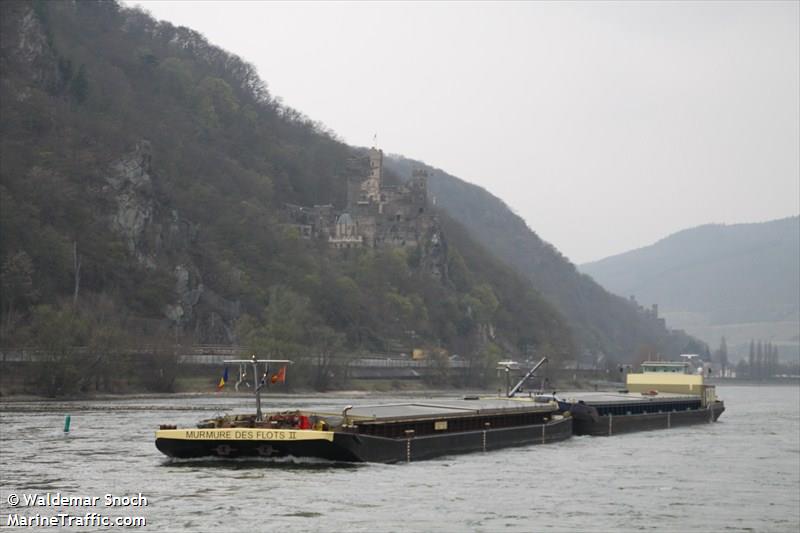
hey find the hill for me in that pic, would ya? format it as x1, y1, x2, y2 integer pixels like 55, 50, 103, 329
581, 217, 800, 361
384, 156, 706, 362
0, 0, 575, 394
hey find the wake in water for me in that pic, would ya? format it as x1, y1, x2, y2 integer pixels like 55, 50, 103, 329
160, 454, 365, 470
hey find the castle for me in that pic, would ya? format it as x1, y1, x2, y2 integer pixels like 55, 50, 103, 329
285, 147, 447, 278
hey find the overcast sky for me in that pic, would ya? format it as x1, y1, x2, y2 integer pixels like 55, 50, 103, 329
134, 1, 799, 264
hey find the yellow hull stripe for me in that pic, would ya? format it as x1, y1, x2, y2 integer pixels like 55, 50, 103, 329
155, 428, 334, 442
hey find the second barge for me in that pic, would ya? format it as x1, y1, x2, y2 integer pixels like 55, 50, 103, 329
554, 360, 725, 436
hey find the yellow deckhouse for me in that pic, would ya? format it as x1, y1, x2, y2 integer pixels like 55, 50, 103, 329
627, 361, 717, 407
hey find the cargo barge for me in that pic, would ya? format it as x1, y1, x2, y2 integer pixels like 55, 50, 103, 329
155, 357, 726, 463
155, 356, 571, 463
553, 360, 725, 436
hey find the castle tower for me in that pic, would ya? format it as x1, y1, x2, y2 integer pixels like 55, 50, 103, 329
411, 168, 428, 208
360, 147, 383, 204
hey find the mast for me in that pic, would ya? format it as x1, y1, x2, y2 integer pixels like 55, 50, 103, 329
223, 354, 292, 421
507, 356, 548, 398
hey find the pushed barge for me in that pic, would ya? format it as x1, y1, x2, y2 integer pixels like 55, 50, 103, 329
554, 360, 725, 436
155, 357, 571, 463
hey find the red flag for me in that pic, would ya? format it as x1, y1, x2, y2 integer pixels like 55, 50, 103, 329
270, 366, 286, 384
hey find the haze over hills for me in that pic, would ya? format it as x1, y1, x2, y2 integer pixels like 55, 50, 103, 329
385, 156, 705, 361
0, 1, 706, 394
580, 217, 800, 362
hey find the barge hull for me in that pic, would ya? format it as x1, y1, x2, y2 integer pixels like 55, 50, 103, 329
155, 417, 572, 463
339, 416, 573, 462
572, 401, 725, 436
155, 436, 360, 461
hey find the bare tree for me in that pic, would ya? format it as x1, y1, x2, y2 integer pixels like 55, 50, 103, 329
72, 241, 81, 307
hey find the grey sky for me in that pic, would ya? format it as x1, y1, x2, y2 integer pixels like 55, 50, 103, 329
134, 1, 799, 264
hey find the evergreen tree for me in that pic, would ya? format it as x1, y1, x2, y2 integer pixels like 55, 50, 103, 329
717, 336, 728, 377
767, 343, 779, 377
755, 340, 763, 380
69, 64, 89, 105
765, 342, 772, 377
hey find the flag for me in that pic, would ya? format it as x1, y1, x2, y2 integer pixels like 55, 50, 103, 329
217, 366, 229, 391
270, 366, 287, 384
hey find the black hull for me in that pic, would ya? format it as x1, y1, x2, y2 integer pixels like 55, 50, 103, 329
156, 417, 573, 463
571, 401, 725, 437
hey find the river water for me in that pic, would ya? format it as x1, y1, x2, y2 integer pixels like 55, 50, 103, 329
1, 385, 798, 532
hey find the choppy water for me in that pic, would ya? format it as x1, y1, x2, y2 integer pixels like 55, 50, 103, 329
1, 385, 798, 532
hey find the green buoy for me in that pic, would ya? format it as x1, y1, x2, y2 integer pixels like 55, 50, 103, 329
64, 414, 71, 433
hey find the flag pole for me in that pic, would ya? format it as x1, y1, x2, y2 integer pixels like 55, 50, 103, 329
224, 354, 293, 422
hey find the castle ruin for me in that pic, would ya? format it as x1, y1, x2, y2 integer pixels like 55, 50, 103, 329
284, 147, 447, 278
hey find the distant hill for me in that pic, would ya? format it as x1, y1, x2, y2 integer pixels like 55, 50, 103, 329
385, 156, 706, 362
580, 217, 800, 361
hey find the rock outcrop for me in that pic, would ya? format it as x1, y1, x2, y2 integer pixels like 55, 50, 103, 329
106, 140, 156, 267
104, 141, 240, 344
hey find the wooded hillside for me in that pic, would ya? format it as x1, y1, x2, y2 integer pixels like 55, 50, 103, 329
0, 0, 572, 394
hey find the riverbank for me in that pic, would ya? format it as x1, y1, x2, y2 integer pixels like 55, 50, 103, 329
7, 363, 793, 401
0, 375, 615, 401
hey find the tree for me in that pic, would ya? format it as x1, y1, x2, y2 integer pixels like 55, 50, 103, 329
716, 336, 728, 377
0, 251, 39, 341
27, 303, 89, 396
772, 345, 781, 376
736, 359, 748, 379
72, 241, 81, 306
756, 341, 764, 380
237, 285, 317, 386
69, 64, 89, 105
82, 294, 132, 393
310, 325, 345, 391
766, 342, 779, 378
